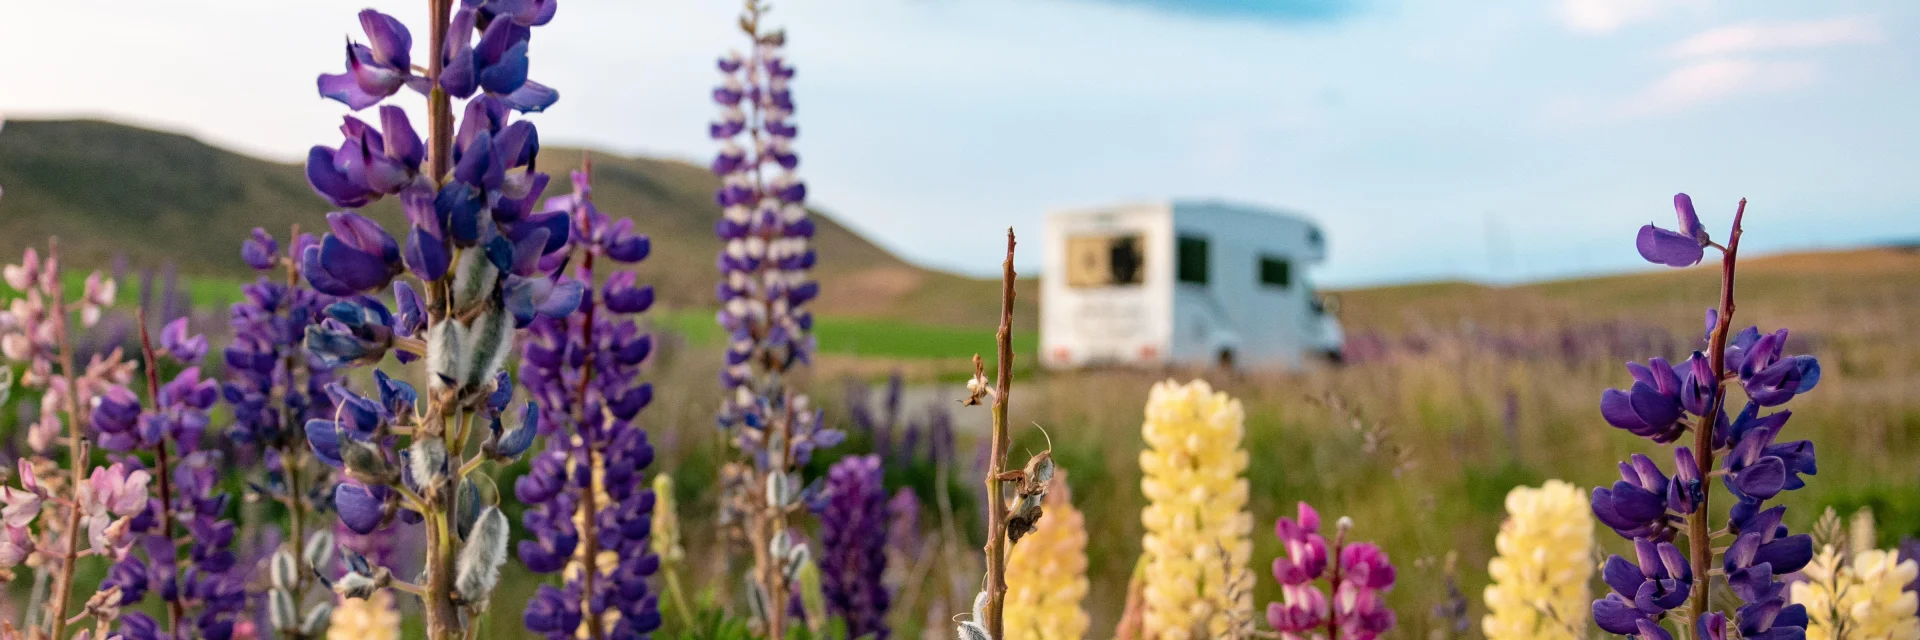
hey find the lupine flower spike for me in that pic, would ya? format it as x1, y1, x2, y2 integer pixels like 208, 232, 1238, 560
1139, 379, 1255, 639
227, 225, 361, 637
1483, 480, 1593, 640
1593, 194, 1820, 640
302, 2, 579, 637
710, 1, 837, 638
1791, 507, 1920, 640
816, 455, 892, 639
516, 163, 664, 639
95, 313, 248, 639
1266, 503, 1398, 640
0, 241, 140, 638
1004, 469, 1091, 640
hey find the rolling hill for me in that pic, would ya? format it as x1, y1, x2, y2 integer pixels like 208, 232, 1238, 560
0, 119, 1034, 328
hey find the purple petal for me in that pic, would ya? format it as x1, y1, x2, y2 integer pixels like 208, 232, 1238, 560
1732, 457, 1786, 500
1673, 193, 1707, 243
318, 235, 394, 293
305, 420, 344, 468
305, 146, 374, 208
318, 71, 384, 111
1594, 596, 1644, 635
334, 483, 385, 535
1755, 534, 1813, 574
379, 105, 424, 169
1637, 225, 1705, 268
1601, 388, 1648, 431
301, 244, 358, 297
503, 79, 559, 113
358, 10, 412, 69
404, 226, 450, 282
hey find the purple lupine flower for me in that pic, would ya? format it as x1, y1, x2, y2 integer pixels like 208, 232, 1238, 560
298, 0, 578, 630
1266, 503, 1396, 639
708, 11, 837, 632
103, 318, 248, 639
817, 455, 891, 639
514, 167, 663, 638
1594, 194, 1818, 640
1636, 193, 1711, 267
317, 10, 415, 110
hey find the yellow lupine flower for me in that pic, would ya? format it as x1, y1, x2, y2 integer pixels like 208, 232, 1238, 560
1793, 544, 1920, 640
327, 590, 400, 640
1138, 379, 1253, 640
1006, 470, 1091, 640
1482, 480, 1593, 640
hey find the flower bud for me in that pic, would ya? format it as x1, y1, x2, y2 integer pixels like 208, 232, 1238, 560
455, 506, 509, 603
409, 437, 449, 492
271, 549, 298, 591
342, 439, 397, 486
301, 601, 333, 635
304, 530, 337, 570
270, 588, 298, 631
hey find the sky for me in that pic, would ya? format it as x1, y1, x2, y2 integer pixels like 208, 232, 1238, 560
4, 0, 1917, 287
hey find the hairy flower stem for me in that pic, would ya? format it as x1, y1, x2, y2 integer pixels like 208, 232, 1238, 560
137, 308, 188, 635
418, 0, 461, 637
44, 239, 89, 640
1689, 198, 1747, 624
982, 229, 1018, 640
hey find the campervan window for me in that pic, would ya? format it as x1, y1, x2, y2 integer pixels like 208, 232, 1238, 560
1066, 234, 1145, 288
1258, 256, 1291, 289
1176, 235, 1209, 285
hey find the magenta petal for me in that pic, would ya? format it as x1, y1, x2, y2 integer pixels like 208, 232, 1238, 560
1637, 225, 1704, 267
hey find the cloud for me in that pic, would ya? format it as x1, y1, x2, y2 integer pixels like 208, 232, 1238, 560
1558, 0, 1670, 34
1667, 15, 1881, 58
1621, 58, 1816, 116
1065, 0, 1362, 23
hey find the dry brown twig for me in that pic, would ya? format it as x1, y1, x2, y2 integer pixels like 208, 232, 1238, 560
957, 229, 1059, 640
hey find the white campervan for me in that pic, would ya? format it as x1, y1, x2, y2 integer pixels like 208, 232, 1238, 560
1040, 200, 1343, 371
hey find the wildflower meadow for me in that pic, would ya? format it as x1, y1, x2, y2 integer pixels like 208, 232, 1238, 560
3, 2, 1920, 640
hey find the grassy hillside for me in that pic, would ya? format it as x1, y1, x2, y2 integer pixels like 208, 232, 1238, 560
0, 119, 1034, 328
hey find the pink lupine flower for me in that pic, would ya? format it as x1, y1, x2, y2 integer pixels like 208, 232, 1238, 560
0, 525, 32, 568
0, 486, 38, 527
86, 464, 151, 517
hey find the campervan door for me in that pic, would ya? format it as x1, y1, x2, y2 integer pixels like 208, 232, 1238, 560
1041, 205, 1173, 368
